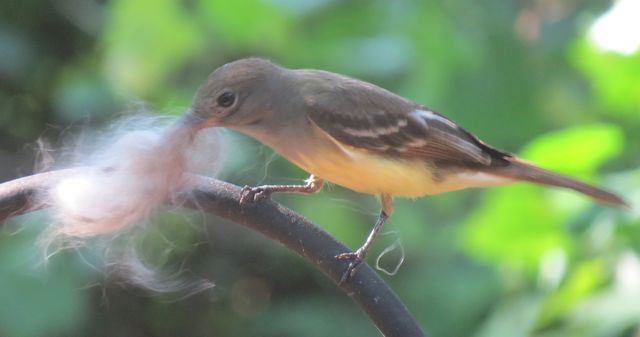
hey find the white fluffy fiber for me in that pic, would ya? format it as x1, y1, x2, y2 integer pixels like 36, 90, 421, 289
51, 136, 179, 236
44, 117, 206, 239
37, 113, 220, 294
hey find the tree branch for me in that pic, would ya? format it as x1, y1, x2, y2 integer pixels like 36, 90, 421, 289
0, 169, 426, 337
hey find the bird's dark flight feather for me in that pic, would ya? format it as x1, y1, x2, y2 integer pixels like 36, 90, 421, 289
299, 69, 510, 167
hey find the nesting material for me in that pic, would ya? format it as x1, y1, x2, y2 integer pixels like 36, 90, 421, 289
36, 113, 220, 294
43, 117, 204, 239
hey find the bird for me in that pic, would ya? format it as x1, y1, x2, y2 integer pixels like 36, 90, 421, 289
186, 57, 627, 283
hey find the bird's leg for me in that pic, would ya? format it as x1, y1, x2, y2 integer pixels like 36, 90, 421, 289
239, 175, 324, 204
336, 193, 394, 284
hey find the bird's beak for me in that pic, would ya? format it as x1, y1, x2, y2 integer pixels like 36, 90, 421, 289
180, 107, 217, 130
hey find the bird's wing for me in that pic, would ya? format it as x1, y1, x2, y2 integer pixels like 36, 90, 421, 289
303, 73, 511, 166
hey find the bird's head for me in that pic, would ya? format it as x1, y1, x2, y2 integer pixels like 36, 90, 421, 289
187, 58, 284, 130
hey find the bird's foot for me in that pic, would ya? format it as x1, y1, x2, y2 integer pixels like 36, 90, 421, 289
335, 248, 367, 284
239, 185, 273, 205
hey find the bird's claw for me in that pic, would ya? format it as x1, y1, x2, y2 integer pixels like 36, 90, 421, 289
239, 185, 272, 205
335, 248, 366, 284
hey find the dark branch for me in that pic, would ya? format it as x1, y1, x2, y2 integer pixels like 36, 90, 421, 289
0, 169, 426, 337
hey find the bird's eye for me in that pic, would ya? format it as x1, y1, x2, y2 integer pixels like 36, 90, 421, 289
217, 91, 236, 108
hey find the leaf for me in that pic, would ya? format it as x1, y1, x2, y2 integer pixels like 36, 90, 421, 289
571, 38, 640, 117
463, 124, 623, 270
520, 124, 624, 178
102, 0, 204, 96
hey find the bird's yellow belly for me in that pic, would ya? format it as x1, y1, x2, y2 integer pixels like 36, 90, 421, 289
275, 124, 512, 197
294, 149, 437, 196
293, 148, 512, 196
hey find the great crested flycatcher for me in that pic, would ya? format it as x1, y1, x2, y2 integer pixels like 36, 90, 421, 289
187, 58, 627, 283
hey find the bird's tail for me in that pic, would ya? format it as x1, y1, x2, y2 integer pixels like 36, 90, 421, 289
486, 157, 628, 207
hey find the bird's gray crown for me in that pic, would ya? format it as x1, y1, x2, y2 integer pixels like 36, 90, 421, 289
208, 58, 279, 85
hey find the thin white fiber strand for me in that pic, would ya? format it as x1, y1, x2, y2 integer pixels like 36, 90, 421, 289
375, 231, 405, 276
109, 247, 215, 299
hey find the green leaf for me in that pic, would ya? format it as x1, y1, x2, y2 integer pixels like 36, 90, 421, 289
463, 124, 623, 270
520, 123, 624, 178
571, 38, 640, 117
537, 259, 605, 326
198, 0, 289, 48
102, 0, 204, 97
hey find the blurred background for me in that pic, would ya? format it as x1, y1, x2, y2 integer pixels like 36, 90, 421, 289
1, 0, 639, 336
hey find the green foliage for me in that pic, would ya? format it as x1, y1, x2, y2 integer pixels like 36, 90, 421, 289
571, 39, 640, 117
521, 124, 623, 176
465, 124, 623, 269
0, 0, 639, 336
0, 216, 89, 337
